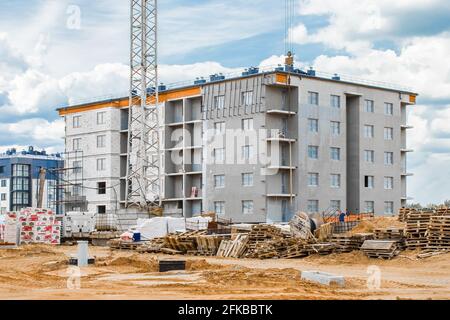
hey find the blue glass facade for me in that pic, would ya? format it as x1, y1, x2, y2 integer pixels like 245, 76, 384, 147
0, 148, 64, 213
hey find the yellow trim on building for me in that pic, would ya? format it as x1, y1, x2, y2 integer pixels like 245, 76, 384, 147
58, 86, 202, 116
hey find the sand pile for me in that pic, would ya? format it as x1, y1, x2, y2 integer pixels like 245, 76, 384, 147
97, 254, 159, 272
186, 259, 224, 271
351, 217, 405, 234
203, 267, 301, 287
304, 251, 371, 265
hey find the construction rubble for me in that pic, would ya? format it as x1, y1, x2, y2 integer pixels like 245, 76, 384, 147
1, 207, 449, 261
105, 208, 450, 260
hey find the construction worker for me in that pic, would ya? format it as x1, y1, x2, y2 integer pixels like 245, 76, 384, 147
339, 210, 346, 222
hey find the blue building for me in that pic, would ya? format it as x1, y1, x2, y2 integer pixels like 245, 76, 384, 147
0, 147, 64, 214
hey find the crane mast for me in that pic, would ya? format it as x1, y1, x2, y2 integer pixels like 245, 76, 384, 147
125, 0, 161, 211
285, 0, 295, 68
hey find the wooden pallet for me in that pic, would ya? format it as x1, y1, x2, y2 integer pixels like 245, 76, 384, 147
109, 240, 146, 251
361, 240, 400, 260
217, 233, 249, 258
305, 243, 336, 255
279, 241, 309, 259
426, 214, 450, 250
160, 248, 183, 255
405, 210, 433, 249
373, 228, 406, 250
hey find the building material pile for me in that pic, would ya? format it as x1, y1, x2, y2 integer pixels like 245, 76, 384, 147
374, 228, 406, 250
330, 233, 373, 253
426, 213, 450, 251
0, 214, 18, 245
2, 208, 61, 245
216, 225, 309, 259
361, 240, 400, 259
405, 210, 432, 249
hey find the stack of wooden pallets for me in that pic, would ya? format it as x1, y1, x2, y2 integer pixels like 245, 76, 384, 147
244, 225, 285, 258
330, 233, 374, 253
137, 237, 166, 253
398, 207, 415, 222
426, 214, 450, 251
216, 233, 249, 258
361, 240, 400, 259
246, 238, 299, 259
374, 228, 406, 250
331, 234, 359, 252
165, 230, 207, 253
193, 234, 228, 256
305, 243, 336, 255
405, 210, 432, 249
279, 242, 309, 259
108, 239, 145, 251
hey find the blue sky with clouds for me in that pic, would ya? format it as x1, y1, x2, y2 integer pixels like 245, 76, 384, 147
1, 0, 450, 205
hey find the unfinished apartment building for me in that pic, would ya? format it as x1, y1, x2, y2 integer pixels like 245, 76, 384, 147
57, 68, 417, 223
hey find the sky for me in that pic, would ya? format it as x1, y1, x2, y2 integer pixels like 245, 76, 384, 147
0, 0, 449, 205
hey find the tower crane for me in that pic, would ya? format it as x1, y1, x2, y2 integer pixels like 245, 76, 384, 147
125, 0, 161, 212
123, 0, 295, 213
285, 0, 295, 68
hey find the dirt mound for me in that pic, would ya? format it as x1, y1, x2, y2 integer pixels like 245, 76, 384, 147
18, 244, 61, 255
304, 251, 371, 265
39, 260, 69, 272
351, 217, 405, 234
98, 254, 159, 272
186, 259, 224, 271
203, 267, 301, 287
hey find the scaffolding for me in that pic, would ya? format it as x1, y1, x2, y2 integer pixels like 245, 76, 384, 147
48, 150, 86, 215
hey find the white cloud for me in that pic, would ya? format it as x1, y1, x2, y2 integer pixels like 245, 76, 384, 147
409, 153, 450, 204
294, 0, 450, 54
159, 62, 240, 85
311, 32, 450, 101
290, 24, 310, 44
5, 118, 65, 144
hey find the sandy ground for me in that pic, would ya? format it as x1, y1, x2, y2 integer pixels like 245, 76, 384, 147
0, 244, 448, 300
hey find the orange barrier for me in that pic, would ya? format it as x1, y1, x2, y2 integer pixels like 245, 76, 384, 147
324, 213, 374, 223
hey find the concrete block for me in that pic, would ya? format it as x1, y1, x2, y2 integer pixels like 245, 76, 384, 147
301, 271, 345, 287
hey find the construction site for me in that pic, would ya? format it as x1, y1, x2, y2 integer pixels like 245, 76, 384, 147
0, 0, 449, 301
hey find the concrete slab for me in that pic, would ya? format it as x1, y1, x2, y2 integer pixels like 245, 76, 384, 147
301, 271, 345, 287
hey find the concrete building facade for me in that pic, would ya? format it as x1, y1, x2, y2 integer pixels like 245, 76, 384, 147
57, 69, 417, 224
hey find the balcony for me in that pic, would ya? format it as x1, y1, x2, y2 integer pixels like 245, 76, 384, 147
401, 172, 414, 177
266, 193, 296, 198
267, 165, 296, 170
401, 125, 414, 130
266, 109, 297, 116
266, 130, 296, 143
